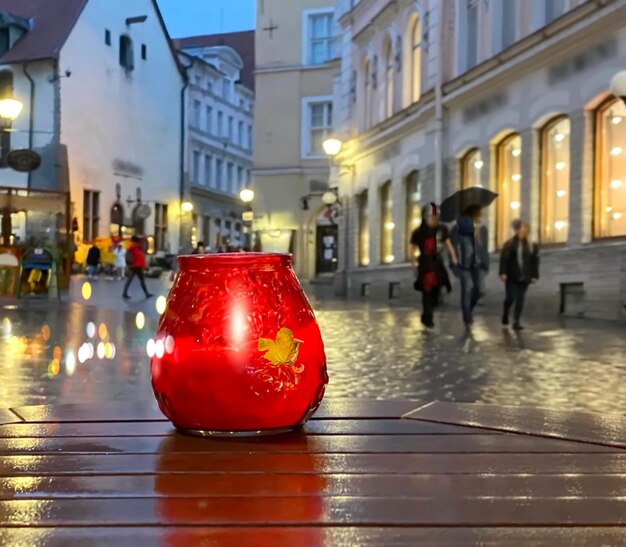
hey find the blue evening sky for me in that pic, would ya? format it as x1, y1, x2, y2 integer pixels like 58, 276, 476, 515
158, 0, 256, 38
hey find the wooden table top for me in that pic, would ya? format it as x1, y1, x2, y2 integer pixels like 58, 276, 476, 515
0, 399, 625, 546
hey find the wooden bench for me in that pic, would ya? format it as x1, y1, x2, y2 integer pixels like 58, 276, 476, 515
0, 399, 624, 545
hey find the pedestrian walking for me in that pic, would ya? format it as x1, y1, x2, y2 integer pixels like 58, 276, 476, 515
192, 241, 206, 255
410, 203, 458, 328
113, 243, 127, 280
123, 236, 153, 300
499, 220, 539, 330
86, 243, 100, 281
450, 205, 489, 327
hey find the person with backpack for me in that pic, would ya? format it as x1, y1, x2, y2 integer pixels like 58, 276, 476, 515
123, 236, 153, 300
450, 205, 490, 327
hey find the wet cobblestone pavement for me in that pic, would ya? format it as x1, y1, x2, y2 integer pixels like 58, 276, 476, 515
0, 276, 624, 414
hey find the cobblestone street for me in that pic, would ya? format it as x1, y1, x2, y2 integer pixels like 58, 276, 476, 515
0, 277, 624, 414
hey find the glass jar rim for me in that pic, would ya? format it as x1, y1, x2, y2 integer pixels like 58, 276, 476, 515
178, 252, 292, 270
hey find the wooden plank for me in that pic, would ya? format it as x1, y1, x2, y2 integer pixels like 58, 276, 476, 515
9, 400, 423, 423
406, 402, 626, 449
4, 473, 626, 500
2, 453, 626, 476
0, 419, 497, 438
0, 434, 615, 455
0, 409, 20, 426
2, 527, 625, 547
0, 497, 625, 525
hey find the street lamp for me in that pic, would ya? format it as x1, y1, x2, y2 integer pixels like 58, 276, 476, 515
0, 98, 23, 121
181, 200, 194, 213
322, 137, 342, 158
610, 71, 626, 104
322, 190, 338, 206
239, 188, 255, 203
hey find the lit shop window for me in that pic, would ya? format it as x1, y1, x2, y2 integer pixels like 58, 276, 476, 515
595, 98, 626, 238
358, 190, 370, 266
380, 182, 394, 263
496, 133, 522, 247
410, 16, 421, 103
541, 117, 570, 244
461, 148, 483, 189
405, 171, 421, 260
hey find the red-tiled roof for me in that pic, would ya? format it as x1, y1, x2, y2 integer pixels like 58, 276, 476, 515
174, 30, 255, 91
0, 0, 87, 64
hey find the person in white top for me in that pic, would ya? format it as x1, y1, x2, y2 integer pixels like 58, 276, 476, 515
113, 243, 127, 280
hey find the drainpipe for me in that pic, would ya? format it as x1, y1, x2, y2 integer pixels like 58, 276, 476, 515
433, 2, 445, 204
179, 64, 190, 250
22, 62, 35, 188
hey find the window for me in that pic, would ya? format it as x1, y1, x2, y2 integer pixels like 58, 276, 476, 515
466, 0, 479, 70
305, 100, 332, 156
238, 121, 244, 146
362, 57, 371, 129
105, 30, 111, 46
380, 182, 394, 263
216, 159, 224, 190
545, 0, 566, 23
247, 125, 253, 150
358, 191, 370, 266
502, 0, 518, 50
83, 190, 100, 242
496, 133, 522, 247
540, 117, 570, 244
207, 80, 213, 94
228, 116, 234, 142
410, 17, 421, 103
205, 106, 212, 133
204, 154, 212, 187
237, 166, 244, 188
306, 10, 334, 65
595, 98, 626, 238
405, 171, 421, 260
194, 75, 202, 87
119, 35, 134, 71
192, 100, 201, 127
217, 111, 223, 137
192, 151, 201, 183
141, 44, 147, 60
461, 148, 484, 189
154, 203, 168, 250
222, 80, 230, 100
0, 71, 13, 165
227, 162, 234, 193
384, 38, 394, 119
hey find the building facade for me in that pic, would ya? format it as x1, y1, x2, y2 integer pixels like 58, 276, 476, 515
176, 31, 254, 251
253, 0, 339, 280
332, 0, 626, 321
0, 0, 184, 253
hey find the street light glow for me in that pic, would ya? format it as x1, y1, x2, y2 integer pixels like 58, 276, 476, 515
0, 98, 23, 121
240, 188, 255, 203
322, 137, 342, 157
181, 201, 194, 213
322, 191, 338, 206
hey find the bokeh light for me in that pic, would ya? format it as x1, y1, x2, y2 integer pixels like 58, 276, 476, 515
98, 323, 108, 341
86, 322, 96, 339
41, 325, 51, 341
48, 359, 60, 378
81, 282, 92, 301
78, 344, 89, 364
96, 342, 105, 360
2, 317, 12, 337
65, 351, 76, 376
146, 338, 156, 358
135, 312, 146, 330
104, 342, 114, 360
155, 339, 165, 359
165, 335, 175, 354
52, 346, 62, 361
156, 296, 167, 315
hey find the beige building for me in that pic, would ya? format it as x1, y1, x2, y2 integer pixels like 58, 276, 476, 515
253, 0, 338, 280
332, 0, 626, 322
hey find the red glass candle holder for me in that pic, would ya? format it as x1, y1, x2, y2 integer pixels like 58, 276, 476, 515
151, 253, 328, 436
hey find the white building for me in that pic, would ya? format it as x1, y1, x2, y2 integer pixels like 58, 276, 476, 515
332, 0, 626, 321
176, 32, 255, 250
0, 0, 183, 252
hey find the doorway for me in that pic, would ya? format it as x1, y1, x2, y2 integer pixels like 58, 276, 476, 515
315, 224, 338, 275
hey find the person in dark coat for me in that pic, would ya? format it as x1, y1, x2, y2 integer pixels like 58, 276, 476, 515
410, 203, 458, 328
499, 220, 539, 330
86, 244, 100, 281
123, 236, 153, 300
450, 205, 490, 327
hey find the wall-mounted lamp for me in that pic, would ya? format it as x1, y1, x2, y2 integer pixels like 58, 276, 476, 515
610, 70, 626, 105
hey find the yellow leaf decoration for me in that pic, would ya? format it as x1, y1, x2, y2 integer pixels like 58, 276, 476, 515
258, 327, 302, 366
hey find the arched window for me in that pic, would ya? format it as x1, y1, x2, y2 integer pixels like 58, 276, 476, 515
362, 57, 371, 130
595, 98, 626, 238
380, 181, 394, 263
405, 171, 421, 260
358, 190, 370, 266
384, 38, 394, 119
461, 148, 483, 189
410, 17, 421, 103
540, 116, 570, 244
496, 133, 522, 247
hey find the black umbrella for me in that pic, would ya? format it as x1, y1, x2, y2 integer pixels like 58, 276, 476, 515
439, 187, 498, 223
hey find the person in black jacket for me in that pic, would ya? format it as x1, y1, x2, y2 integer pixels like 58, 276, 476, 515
86, 244, 100, 281
499, 220, 539, 330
